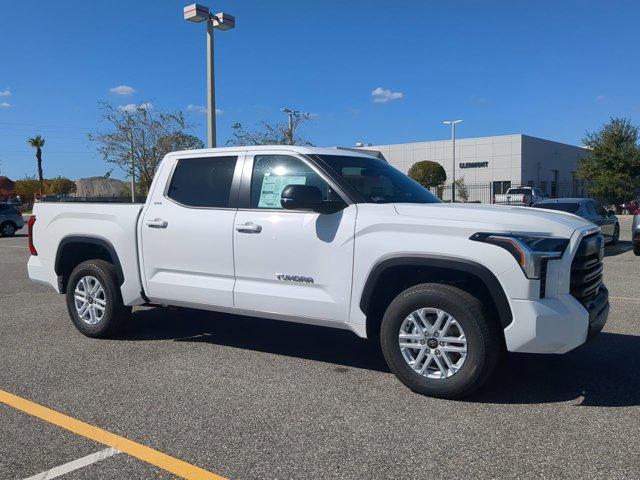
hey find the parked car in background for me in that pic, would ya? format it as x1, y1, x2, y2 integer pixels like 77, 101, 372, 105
620, 198, 640, 215
494, 186, 545, 206
532, 198, 619, 244
0, 203, 25, 236
633, 213, 640, 256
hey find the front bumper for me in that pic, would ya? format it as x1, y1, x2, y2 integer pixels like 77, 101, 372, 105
585, 285, 609, 340
504, 286, 609, 354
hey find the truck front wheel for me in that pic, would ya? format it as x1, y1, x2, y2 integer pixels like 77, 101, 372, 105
65, 260, 130, 338
380, 283, 500, 399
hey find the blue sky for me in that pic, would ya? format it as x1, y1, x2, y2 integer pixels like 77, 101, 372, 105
1, 0, 639, 181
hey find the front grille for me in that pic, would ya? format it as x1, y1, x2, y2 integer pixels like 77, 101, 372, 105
570, 232, 604, 305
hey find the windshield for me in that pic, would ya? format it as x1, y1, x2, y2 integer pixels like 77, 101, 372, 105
316, 155, 441, 204
532, 202, 580, 214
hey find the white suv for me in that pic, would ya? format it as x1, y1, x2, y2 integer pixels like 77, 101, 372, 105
27, 146, 609, 398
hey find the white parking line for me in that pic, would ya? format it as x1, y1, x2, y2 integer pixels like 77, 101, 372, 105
610, 295, 640, 302
22, 447, 120, 480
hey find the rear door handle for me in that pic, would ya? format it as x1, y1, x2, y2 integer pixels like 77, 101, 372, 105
235, 222, 262, 233
145, 218, 168, 229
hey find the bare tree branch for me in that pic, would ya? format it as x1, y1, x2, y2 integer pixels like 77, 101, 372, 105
89, 102, 204, 193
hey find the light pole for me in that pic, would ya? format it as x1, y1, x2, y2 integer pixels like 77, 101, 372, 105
443, 119, 462, 202
184, 4, 235, 148
281, 108, 301, 145
128, 128, 135, 203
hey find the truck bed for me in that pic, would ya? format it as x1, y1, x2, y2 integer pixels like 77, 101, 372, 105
27, 202, 145, 305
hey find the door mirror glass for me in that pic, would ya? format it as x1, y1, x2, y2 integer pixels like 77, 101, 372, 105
607, 210, 616, 217
281, 184, 323, 210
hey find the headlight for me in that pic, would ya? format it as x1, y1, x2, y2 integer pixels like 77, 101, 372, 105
470, 233, 569, 279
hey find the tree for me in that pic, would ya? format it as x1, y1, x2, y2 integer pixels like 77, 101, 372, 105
27, 135, 45, 193
89, 102, 204, 193
453, 176, 470, 202
407, 161, 447, 188
14, 175, 41, 206
45, 176, 76, 196
578, 117, 640, 203
226, 115, 314, 146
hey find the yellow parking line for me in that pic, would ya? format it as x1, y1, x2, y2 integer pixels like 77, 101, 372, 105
0, 389, 226, 480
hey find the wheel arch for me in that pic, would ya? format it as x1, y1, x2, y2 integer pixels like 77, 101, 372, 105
360, 255, 513, 338
55, 235, 125, 293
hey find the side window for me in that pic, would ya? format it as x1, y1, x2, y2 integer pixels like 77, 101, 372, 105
167, 156, 237, 208
594, 203, 607, 216
584, 202, 597, 217
250, 155, 339, 209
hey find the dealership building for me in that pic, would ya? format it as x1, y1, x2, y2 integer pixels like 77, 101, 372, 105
357, 134, 589, 199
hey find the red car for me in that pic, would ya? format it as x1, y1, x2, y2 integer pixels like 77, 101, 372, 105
621, 198, 640, 215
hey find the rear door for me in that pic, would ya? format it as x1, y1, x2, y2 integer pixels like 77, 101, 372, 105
232, 151, 357, 322
140, 152, 244, 307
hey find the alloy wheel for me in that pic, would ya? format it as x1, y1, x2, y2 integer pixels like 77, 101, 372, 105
74, 276, 107, 325
398, 307, 467, 379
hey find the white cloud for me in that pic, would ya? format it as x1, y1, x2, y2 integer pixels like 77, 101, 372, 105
0, 89, 11, 97
118, 102, 153, 113
0, 102, 10, 108
595, 95, 606, 102
110, 85, 136, 96
187, 104, 223, 115
371, 87, 403, 103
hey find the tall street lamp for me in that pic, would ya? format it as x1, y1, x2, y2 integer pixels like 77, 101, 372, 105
443, 119, 462, 203
184, 4, 235, 148
281, 107, 301, 145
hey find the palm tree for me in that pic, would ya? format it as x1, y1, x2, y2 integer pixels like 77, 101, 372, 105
27, 135, 45, 193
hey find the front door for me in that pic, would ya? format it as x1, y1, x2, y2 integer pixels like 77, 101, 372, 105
586, 200, 614, 238
233, 153, 356, 322
140, 153, 243, 307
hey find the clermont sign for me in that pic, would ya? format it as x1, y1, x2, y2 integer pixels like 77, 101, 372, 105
459, 161, 489, 169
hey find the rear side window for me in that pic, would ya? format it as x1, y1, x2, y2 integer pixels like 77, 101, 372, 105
167, 156, 237, 208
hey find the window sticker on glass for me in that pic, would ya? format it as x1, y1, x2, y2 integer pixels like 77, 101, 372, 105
258, 173, 307, 208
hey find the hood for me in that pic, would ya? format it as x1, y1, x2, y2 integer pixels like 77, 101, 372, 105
393, 202, 593, 238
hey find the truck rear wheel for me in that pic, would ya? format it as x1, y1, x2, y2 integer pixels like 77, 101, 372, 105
65, 260, 130, 338
380, 283, 500, 399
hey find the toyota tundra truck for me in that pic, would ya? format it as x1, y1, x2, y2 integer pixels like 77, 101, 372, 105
27, 146, 609, 398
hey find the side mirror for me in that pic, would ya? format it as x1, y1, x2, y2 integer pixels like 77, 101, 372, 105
607, 210, 616, 217
281, 184, 323, 211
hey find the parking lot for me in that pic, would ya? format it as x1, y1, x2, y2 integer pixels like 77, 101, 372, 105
1, 216, 639, 480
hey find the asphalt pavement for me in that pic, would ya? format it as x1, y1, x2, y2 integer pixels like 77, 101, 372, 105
1, 216, 639, 479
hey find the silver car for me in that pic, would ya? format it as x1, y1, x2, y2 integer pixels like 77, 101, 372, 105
532, 198, 619, 244
0, 203, 25, 237
633, 214, 640, 256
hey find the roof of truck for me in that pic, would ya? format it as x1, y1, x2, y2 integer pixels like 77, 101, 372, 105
168, 145, 379, 158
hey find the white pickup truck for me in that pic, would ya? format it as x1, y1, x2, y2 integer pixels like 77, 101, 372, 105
28, 146, 609, 398
494, 186, 546, 207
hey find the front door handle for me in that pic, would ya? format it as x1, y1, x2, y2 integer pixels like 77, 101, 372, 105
145, 218, 168, 229
235, 222, 262, 233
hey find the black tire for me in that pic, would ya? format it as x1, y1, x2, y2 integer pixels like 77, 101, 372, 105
634, 244, 640, 256
380, 283, 501, 399
610, 224, 619, 245
0, 221, 16, 237
65, 259, 130, 338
